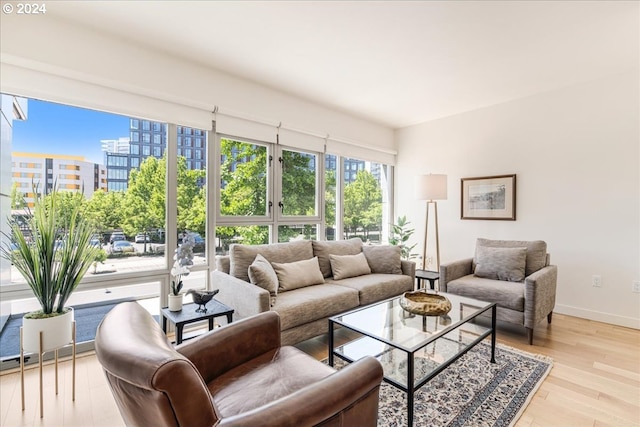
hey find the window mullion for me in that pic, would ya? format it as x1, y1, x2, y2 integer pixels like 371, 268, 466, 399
273, 144, 283, 243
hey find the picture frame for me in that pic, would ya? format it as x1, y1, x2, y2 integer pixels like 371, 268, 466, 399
461, 174, 516, 220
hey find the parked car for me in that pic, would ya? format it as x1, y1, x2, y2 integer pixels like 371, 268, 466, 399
192, 234, 205, 253
135, 233, 150, 243
134, 233, 151, 243
111, 241, 135, 254
89, 238, 102, 248
109, 232, 126, 244
181, 232, 205, 252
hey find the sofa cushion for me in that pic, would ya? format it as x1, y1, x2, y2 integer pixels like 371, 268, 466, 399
272, 257, 325, 292
312, 238, 363, 278
216, 255, 231, 274
208, 346, 335, 418
362, 245, 402, 275
447, 274, 525, 312
474, 246, 527, 282
248, 254, 279, 303
230, 240, 313, 282
475, 238, 547, 277
271, 284, 360, 330
328, 274, 414, 306
329, 252, 371, 280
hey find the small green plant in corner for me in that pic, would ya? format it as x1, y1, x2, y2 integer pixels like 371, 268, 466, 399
389, 215, 417, 261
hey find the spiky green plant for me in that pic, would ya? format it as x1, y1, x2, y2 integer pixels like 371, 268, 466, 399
0, 187, 100, 317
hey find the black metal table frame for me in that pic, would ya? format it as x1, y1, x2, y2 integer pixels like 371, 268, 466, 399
161, 301, 234, 344
415, 269, 439, 291
329, 299, 497, 427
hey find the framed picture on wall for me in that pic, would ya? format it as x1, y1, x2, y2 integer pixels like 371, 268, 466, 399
461, 174, 516, 220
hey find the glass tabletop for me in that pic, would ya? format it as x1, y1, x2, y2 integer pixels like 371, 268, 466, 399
331, 292, 493, 352
331, 292, 495, 389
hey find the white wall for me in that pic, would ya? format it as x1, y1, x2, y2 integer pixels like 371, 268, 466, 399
396, 71, 640, 329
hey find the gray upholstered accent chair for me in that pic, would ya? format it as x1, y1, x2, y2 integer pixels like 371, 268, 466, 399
440, 238, 557, 345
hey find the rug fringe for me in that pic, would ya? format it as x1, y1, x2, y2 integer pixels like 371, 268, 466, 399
494, 341, 555, 365
507, 351, 553, 427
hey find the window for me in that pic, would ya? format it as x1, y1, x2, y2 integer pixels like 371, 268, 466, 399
279, 149, 319, 217
153, 122, 162, 132
1, 97, 173, 296
219, 138, 268, 217
153, 146, 162, 157
342, 158, 390, 244
324, 154, 337, 240
142, 120, 150, 131
153, 134, 161, 144
142, 145, 150, 156
130, 131, 139, 142
142, 133, 151, 143
176, 126, 208, 264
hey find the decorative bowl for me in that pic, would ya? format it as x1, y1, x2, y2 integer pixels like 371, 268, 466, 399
399, 291, 452, 316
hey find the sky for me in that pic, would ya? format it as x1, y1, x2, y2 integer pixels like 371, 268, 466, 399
11, 98, 130, 164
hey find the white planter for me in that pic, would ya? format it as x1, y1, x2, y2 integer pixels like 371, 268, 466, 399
168, 294, 183, 311
22, 307, 74, 354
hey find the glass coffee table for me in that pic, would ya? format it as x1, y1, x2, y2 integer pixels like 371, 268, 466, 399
328, 292, 496, 427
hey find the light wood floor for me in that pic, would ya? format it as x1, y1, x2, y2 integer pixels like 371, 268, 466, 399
1, 313, 638, 427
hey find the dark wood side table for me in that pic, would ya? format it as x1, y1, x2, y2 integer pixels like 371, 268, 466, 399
161, 300, 234, 344
415, 270, 439, 291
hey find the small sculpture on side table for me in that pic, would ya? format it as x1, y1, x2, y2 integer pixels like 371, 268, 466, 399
186, 289, 219, 313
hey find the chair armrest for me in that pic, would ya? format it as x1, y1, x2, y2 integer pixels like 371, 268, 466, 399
212, 270, 270, 320
176, 311, 281, 382
524, 265, 558, 329
439, 258, 473, 292
218, 356, 384, 427
401, 260, 416, 279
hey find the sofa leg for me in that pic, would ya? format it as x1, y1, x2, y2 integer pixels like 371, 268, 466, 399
547, 312, 553, 324
526, 328, 534, 345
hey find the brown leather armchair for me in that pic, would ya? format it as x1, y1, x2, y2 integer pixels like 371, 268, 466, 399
95, 302, 383, 427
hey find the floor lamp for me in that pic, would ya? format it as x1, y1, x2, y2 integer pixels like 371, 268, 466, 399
415, 174, 447, 271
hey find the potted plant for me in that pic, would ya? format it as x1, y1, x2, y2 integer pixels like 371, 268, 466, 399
168, 233, 195, 311
389, 215, 417, 261
0, 187, 100, 353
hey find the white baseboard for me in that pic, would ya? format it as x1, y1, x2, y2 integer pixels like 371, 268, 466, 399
555, 304, 640, 330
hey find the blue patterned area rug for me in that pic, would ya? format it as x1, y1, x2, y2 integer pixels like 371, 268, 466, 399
332, 341, 552, 427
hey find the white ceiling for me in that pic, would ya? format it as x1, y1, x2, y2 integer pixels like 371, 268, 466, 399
49, 1, 638, 129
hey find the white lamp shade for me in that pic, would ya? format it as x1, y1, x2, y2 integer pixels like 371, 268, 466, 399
415, 174, 448, 200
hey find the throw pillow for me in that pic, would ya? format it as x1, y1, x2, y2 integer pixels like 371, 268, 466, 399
248, 254, 279, 301
272, 257, 325, 292
230, 240, 313, 282
329, 252, 372, 280
474, 246, 527, 282
475, 238, 547, 277
312, 238, 363, 278
362, 245, 403, 274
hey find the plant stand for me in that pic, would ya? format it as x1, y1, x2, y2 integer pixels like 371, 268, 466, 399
20, 321, 76, 418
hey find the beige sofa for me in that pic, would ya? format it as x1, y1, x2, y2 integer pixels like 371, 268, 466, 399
212, 238, 416, 345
